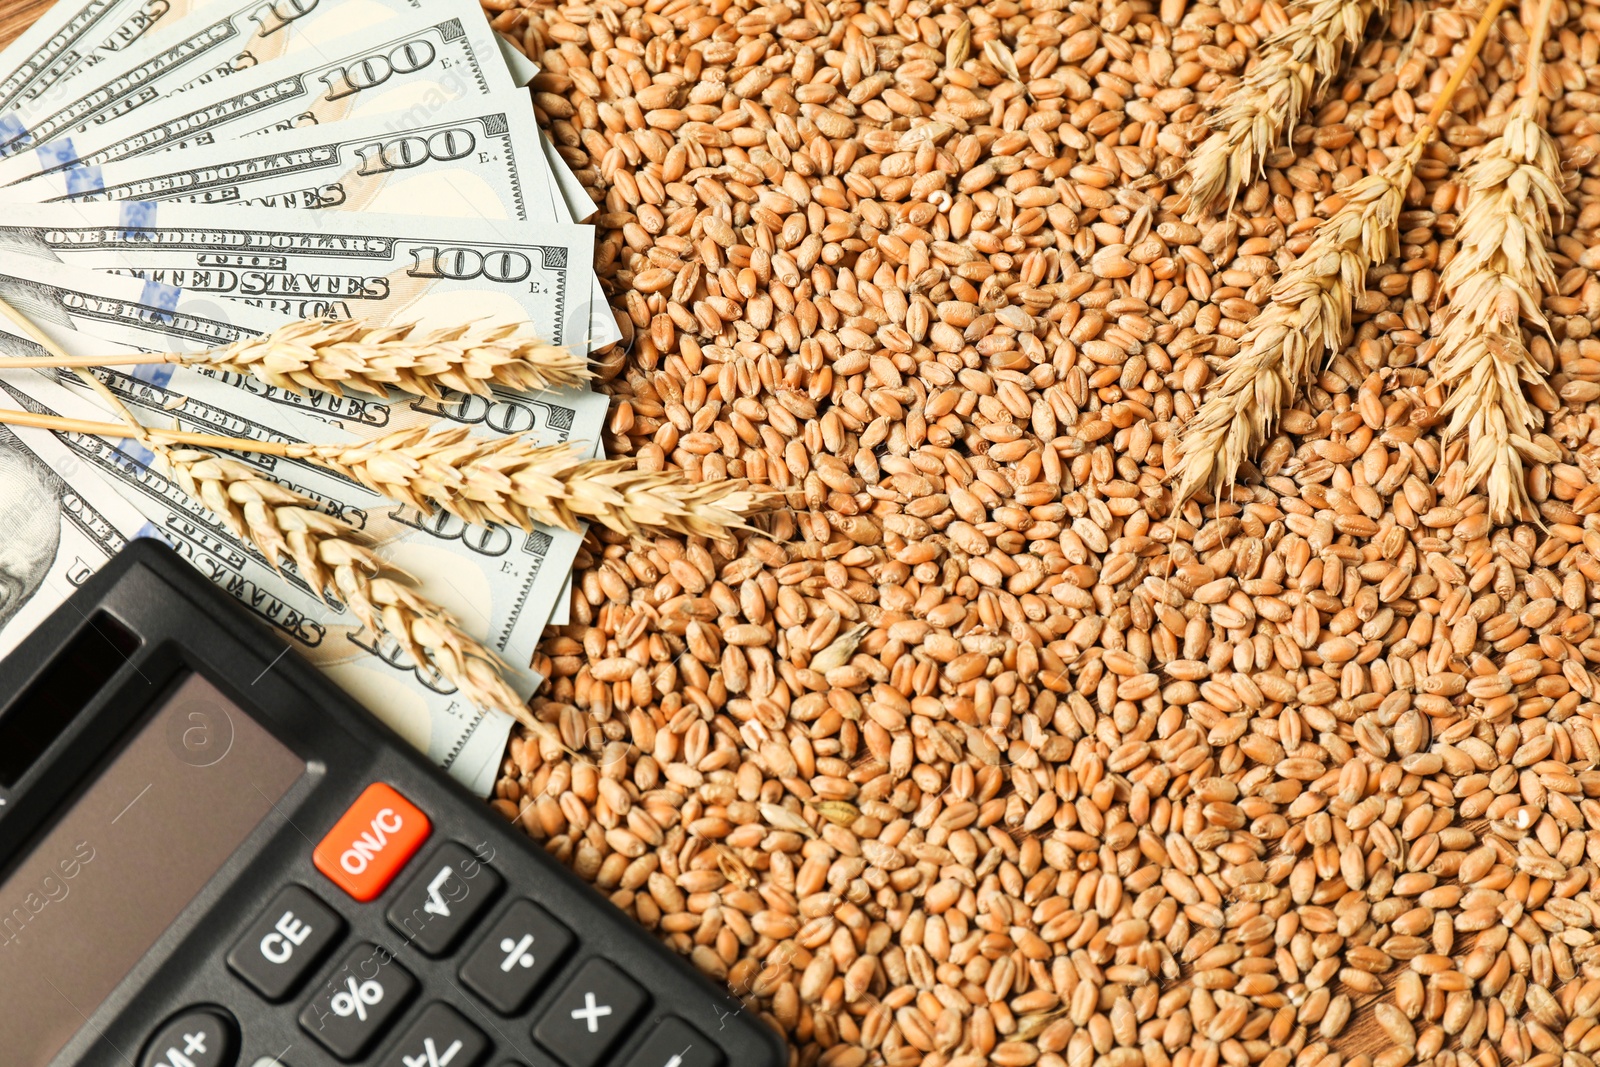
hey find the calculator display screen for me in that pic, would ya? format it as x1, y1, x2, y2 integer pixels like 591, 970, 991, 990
0, 673, 304, 1067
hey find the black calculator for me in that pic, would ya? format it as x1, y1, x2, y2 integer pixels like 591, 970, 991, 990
0, 539, 786, 1067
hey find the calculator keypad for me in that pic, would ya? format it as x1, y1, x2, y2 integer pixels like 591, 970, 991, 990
299, 943, 417, 1060
227, 885, 345, 1002
223, 826, 743, 1067
377, 1002, 488, 1067
386, 842, 503, 957
459, 900, 574, 1014
532, 959, 649, 1067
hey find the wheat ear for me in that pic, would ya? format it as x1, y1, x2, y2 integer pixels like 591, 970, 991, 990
1172, 0, 1508, 509
296, 426, 769, 538
0, 404, 767, 538
158, 445, 542, 726
1172, 139, 1420, 507
10, 318, 594, 399
1434, 13, 1565, 522
1184, 0, 1389, 221
199, 318, 592, 398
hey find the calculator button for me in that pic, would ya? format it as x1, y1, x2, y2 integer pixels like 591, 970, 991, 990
227, 885, 345, 1001
314, 782, 432, 902
532, 959, 648, 1067
386, 842, 503, 956
141, 1008, 238, 1067
377, 1003, 489, 1067
299, 942, 417, 1060
459, 899, 574, 1013
620, 1019, 724, 1067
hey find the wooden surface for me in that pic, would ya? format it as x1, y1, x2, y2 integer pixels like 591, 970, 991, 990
0, 0, 51, 50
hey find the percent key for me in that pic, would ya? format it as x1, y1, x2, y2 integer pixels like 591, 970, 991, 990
300, 943, 417, 1059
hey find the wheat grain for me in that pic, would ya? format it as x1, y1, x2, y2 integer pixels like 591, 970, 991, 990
171, 317, 590, 399
1434, 97, 1565, 523
472, 0, 1600, 1063
1172, 139, 1422, 508
157, 444, 537, 724
294, 426, 768, 538
1183, 0, 1388, 221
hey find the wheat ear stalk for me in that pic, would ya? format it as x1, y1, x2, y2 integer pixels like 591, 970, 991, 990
0, 293, 148, 435
1434, 7, 1565, 523
9, 318, 593, 399
1184, 0, 1389, 221
158, 445, 545, 729
298, 426, 769, 538
1171, 0, 1509, 509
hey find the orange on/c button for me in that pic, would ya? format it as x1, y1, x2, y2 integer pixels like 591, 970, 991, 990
313, 782, 432, 902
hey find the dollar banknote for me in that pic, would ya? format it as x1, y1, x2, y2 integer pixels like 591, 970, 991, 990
0, 0, 206, 122
7, 124, 624, 343
15, 100, 562, 226
0, 0, 475, 160
0, 10, 518, 186
0, 251, 582, 688
0, 0, 615, 791
0, 200, 598, 348
0, 368, 517, 794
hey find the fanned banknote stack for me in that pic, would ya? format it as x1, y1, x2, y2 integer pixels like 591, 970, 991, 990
0, 0, 620, 793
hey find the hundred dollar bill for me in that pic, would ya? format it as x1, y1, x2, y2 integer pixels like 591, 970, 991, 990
0, 252, 582, 682
0, 368, 517, 794
9, 131, 620, 343
14, 100, 562, 225
0, 9, 518, 186
0, 200, 597, 348
0, 0, 475, 160
0, 0, 205, 124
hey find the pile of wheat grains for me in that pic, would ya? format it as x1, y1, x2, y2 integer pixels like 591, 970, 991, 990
480, 0, 1600, 1064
